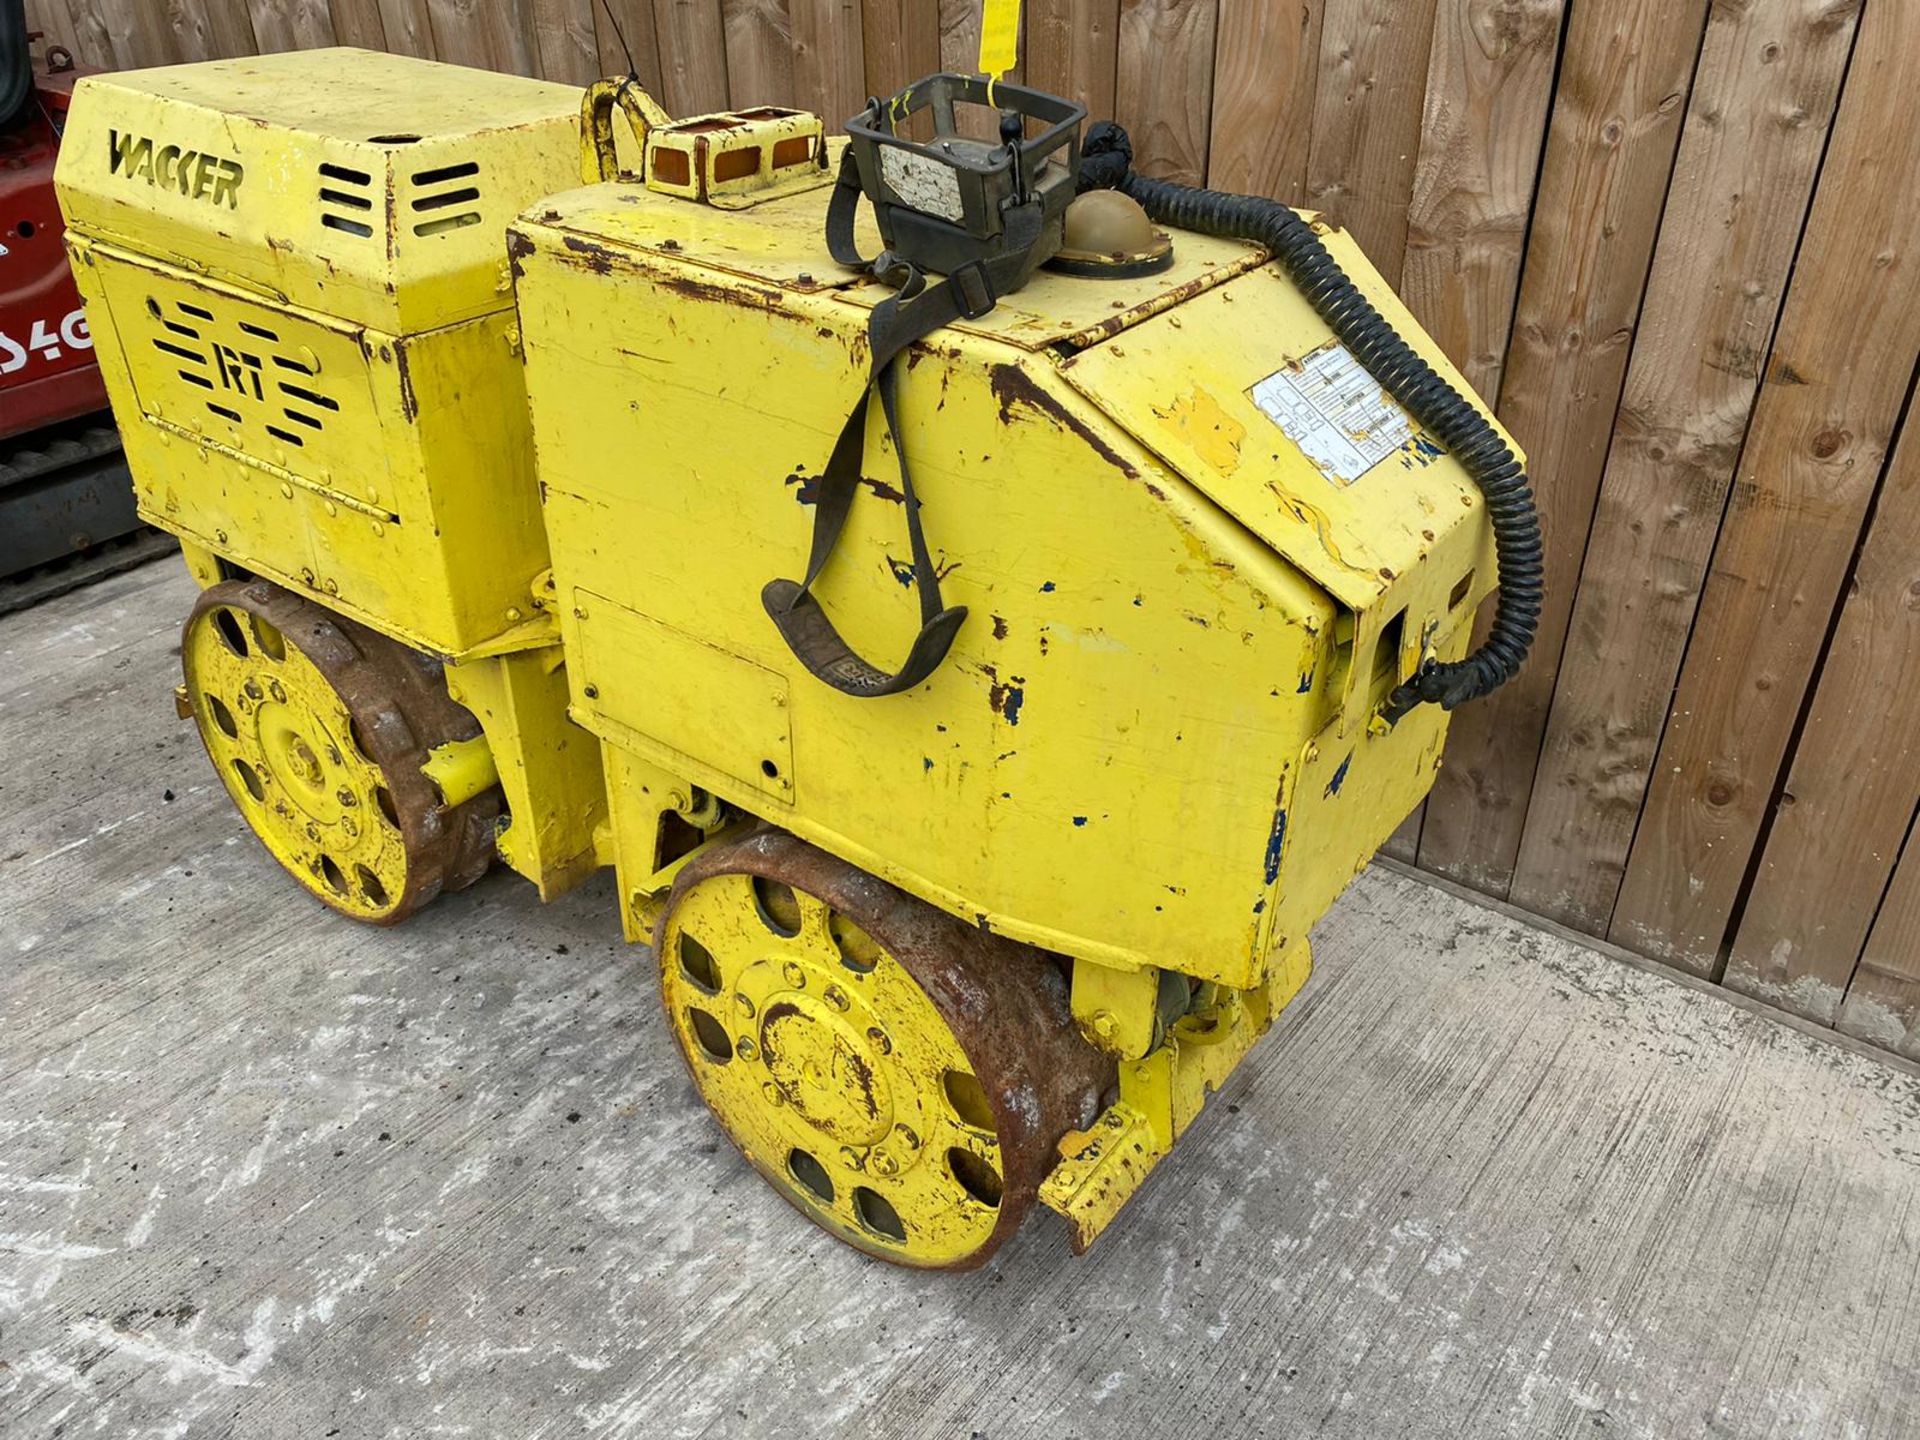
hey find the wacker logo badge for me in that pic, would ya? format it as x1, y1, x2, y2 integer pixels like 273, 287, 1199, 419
108, 130, 244, 208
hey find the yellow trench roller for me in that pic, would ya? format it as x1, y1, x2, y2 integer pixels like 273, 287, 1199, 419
59, 48, 1526, 1265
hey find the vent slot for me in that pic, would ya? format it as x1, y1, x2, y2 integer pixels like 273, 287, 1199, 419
412, 161, 478, 185
414, 213, 481, 237
278, 382, 337, 412
412, 186, 480, 212
318, 161, 376, 241
409, 158, 482, 238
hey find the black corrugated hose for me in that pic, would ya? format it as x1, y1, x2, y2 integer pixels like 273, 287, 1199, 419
1077, 122, 1543, 723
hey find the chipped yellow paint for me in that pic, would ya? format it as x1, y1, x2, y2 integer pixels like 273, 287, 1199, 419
1157, 387, 1247, 475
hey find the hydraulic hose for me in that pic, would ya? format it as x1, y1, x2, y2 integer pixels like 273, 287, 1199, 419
1078, 123, 1543, 722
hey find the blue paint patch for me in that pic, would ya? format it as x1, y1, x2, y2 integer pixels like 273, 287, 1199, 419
1326, 754, 1352, 797
886, 555, 915, 588
1002, 685, 1025, 725
1132, 594, 1144, 607
1072, 816, 1088, 827
1263, 807, 1288, 885
923, 757, 934, 772
1296, 670, 1315, 694
1040, 581, 1056, 593
1253, 899, 1265, 915
1401, 434, 1447, 468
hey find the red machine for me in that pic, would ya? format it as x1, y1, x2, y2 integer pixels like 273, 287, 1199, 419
1, 4, 158, 603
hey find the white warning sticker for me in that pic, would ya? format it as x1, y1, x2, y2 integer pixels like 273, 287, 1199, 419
1250, 341, 1416, 487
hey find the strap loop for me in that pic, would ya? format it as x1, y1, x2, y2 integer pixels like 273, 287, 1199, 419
768, 156, 1051, 698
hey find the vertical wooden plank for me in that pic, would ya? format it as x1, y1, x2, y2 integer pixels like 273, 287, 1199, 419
57, 0, 134, 66
1401, 0, 1564, 403
1610, 0, 1920, 973
792, 0, 865, 123
98, 0, 259, 63
1026, 0, 1120, 123
1113, 0, 1219, 184
1841, 814, 1920, 1058
652, 0, 730, 113
1508, 0, 1862, 934
1381, 0, 1564, 867
595, 0, 667, 89
1301, 0, 1441, 281
723, 0, 796, 106
246, 0, 336, 52
1721, 401, 1920, 1018
375, 0, 437, 56
327, 0, 390, 50
1380, 812, 1422, 863
1205, 0, 1321, 202
937, 0, 1017, 138
532, 0, 601, 81
1415, 0, 1710, 895
22, 0, 78, 54
859, 0, 937, 98
427, 0, 538, 72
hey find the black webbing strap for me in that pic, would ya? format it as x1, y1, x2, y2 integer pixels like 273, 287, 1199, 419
765, 149, 1046, 697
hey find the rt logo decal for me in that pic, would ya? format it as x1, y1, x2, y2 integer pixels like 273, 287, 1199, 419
108, 129, 244, 208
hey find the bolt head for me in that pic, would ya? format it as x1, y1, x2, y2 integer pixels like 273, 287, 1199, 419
782, 961, 807, 989
824, 984, 849, 1012
734, 993, 756, 1019
735, 1036, 758, 1061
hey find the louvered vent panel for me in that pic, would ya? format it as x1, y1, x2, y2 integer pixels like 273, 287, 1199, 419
410, 160, 483, 238
317, 161, 377, 240
123, 283, 389, 513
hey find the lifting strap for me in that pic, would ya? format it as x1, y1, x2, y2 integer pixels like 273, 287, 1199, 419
763, 149, 1045, 697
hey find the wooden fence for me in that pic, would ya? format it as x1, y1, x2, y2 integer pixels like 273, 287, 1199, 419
27, 0, 1920, 1058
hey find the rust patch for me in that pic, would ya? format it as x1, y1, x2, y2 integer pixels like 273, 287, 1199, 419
505, 229, 535, 281
393, 342, 418, 423
561, 233, 616, 275
657, 271, 786, 309
989, 364, 1138, 478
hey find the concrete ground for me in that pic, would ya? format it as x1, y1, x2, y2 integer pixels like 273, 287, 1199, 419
3, 559, 1920, 1440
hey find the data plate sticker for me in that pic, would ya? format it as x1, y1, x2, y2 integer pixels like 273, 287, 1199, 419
1250, 341, 1416, 487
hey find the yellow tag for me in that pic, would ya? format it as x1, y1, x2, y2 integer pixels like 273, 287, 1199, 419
978, 0, 1022, 78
